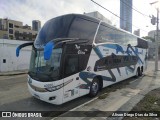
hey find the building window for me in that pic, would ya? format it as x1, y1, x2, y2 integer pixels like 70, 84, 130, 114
14, 25, 19, 28
33, 34, 37, 38
29, 33, 32, 40
0, 25, 4, 30
9, 29, 13, 34
15, 31, 19, 39
9, 23, 13, 28
15, 31, 19, 34
3, 34, 8, 39
9, 35, 13, 39
3, 59, 6, 63
23, 32, 27, 37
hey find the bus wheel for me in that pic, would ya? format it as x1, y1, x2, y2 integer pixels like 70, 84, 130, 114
89, 78, 99, 97
135, 68, 139, 78
139, 70, 142, 76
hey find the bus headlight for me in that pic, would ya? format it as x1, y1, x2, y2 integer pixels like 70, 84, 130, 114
45, 86, 57, 92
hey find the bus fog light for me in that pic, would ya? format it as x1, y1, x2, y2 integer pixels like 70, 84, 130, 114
49, 96, 56, 101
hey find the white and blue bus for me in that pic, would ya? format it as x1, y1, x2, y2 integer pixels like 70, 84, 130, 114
16, 14, 148, 105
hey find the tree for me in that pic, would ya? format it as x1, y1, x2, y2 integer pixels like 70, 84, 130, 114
142, 36, 155, 42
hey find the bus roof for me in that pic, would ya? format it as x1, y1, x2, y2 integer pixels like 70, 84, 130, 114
34, 13, 148, 49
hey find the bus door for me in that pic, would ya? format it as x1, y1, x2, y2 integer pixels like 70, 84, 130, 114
63, 54, 80, 102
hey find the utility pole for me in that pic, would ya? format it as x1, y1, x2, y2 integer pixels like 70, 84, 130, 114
155, 8, 159, 71
150, 1, 159, 71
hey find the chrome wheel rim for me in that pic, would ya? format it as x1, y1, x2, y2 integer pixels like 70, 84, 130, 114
92, 82, 98, 93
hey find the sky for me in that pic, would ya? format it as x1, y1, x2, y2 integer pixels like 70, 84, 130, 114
0, 0, 160, 37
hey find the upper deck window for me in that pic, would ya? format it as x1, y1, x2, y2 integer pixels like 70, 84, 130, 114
68, 17, 98, 44
95, 25, 116, 43
34, 15, 99, 47
95, 23, 138, 46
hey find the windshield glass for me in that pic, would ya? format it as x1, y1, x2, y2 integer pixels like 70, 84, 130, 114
29, 48, 62, 82
34, 15, 74, 48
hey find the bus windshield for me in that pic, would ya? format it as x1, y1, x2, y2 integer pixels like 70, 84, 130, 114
28, 48, 62, 82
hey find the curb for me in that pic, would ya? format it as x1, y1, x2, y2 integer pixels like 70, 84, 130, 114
0, 71, 28, 76
51, 97, 99, 120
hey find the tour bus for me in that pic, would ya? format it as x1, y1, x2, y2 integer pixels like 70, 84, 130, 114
16, 14, 148, 105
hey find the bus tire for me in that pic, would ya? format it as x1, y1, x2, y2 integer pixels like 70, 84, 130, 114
89, 78, 99, 97
135, 68, 139, 78
141, 66, 143, 75
139, 70, 142, 76
140, 67, 143, 76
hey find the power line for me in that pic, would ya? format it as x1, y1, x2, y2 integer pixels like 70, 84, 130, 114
120, 0, 151, 18
91, 0, 148, 33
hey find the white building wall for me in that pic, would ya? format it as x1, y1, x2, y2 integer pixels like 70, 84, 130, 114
0, 39, 32, 72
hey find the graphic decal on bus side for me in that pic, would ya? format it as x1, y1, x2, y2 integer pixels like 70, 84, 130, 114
125, 66, 136, 75
127, 44, 143, 64
64, 88, 79, 98
94, 44, 143, 63
78, 71, 116, 89
104, 44, 125, 54
94, 44, 144, 75
94, 54, 138, 71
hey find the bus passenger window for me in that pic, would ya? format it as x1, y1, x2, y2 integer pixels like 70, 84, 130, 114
114, 30, 125, 45
95, 24, 115, 43
65, 55, 79, 76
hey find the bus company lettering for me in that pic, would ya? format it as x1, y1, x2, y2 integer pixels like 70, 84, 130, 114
75, 44, 80, 49
75, 44, 85, 54
103, 48, 109, 54
103, 49, 109, 52
28, 113, 42, 117
78, 50, 85, 54
12, 112, 42, 117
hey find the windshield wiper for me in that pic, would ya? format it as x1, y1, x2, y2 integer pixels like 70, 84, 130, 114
36, 51, 41, 74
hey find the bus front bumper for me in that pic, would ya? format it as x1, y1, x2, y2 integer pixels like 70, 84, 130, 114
27, 83, 63, 105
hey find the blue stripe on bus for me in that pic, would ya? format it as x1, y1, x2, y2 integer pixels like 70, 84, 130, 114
79, 71, 116, 88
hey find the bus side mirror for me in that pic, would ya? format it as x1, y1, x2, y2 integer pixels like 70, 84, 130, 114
16, 42, 33, 57
44, 41, 54, 60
